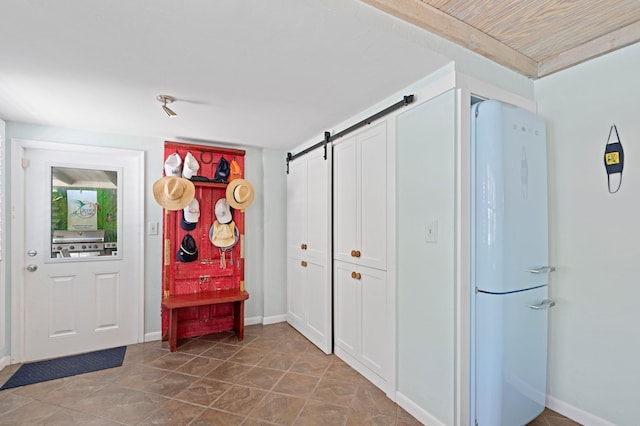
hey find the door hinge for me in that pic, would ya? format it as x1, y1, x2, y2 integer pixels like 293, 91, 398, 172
21, 157, 29, 169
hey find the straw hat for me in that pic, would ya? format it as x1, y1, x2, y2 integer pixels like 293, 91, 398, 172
210, 221, 236, 248
226, 178, 254, 210
153, 176, 195, 210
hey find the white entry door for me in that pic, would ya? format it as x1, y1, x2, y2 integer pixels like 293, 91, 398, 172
12, 140, 144, 362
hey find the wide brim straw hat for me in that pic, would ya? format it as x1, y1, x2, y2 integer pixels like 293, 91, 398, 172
210, 221, 236, 248
153, 176, 195, 210
225, 178, 254, 210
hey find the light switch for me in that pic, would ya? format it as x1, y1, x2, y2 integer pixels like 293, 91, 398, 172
148, 222, 159, 235
425, 220, 438, 243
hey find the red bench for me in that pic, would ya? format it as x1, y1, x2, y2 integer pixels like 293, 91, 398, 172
161, 289, 249, 352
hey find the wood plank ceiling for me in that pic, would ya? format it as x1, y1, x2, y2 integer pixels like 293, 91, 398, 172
362, 0, 640, 78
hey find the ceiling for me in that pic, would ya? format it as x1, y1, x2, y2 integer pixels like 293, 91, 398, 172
365, 0, 640, 78
1, 1, 638, 151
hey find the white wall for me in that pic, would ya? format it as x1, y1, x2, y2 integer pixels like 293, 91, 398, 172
3, 122, 287, 352
262, 149, 287, 322
397, 89, 456, 425
535, 42, 640, 426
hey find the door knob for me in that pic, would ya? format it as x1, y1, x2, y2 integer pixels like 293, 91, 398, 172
355, 273, 361, 280
301, 261, 307, 267
27, 249, 37, 257
355, 250, 361, 258
26, 264, 38, 272
351, 271, 357, 279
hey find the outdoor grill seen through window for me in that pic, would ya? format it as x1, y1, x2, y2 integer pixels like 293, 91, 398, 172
50, 166, 118, 258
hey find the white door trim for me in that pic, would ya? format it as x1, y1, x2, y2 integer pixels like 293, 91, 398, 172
10, 138, 145, 363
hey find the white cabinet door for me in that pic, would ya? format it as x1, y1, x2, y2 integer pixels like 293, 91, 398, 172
334, 261, 358, 357
334, 260, 389, 381
287, 256, 307, 325
306, 152, 329, 265
333, 136, 358, 264
286, 148, 332, 354
287, 158, 306, 259
360, 266, 389, 378
359, 123, 387, 270
333, 123, 387, 270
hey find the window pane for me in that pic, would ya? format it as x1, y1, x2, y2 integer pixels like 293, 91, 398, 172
50, 167, 118, 258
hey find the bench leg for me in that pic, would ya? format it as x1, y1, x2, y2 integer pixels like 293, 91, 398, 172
233, 300, 245, 341
169, 308, 178, 352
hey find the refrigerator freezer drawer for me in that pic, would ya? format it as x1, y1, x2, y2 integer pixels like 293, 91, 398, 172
476, 286, 549, 426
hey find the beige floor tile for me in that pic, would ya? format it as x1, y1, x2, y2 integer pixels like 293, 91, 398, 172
174, 378, 232, 406
0, 391, 33, 415
272, 372, 320, 398
191, 407, 246, 425
249, 392, 306, 425
206, 361, 250, 383
211, 384, 268, 416
147, 351, 195, 371
176, 356, 223, 377
258, 351, 299, 371
123, 345, 167, 365
35, 376, 106, 407
346, 409, 397, 426
237, 366, 285, 391
69, 385, 167, 424
142, 371, 200, 397
201, 343, 243, 361
12, 377, 71, 399
228, 347, 267, 366
323, 358, 364, 383
137, 398, 206, 425
36, 407, 121, 425
289, 356, 331, 378
310, 377, 358, 407
350, 380, 398, 417
0, 400, 63, 425
111, 364, 169, 390
294, 399, 351, 425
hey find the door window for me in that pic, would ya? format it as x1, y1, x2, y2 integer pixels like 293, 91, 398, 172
50, 167, 118, 259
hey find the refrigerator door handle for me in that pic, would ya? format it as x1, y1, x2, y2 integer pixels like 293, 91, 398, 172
528, 299, 556, 310
526, 266, 556, 274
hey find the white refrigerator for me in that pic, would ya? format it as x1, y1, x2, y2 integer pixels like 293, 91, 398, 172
470, 100, 555, 426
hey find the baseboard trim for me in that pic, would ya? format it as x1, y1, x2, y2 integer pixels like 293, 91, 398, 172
244, 316, 263, 326
144, 331, 162, 342
395, 392, 446, 426
262, 314, 287, 325
546, 395, 615, 426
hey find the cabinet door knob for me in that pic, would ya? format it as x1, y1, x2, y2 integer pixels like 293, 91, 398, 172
356, 272, 362, 280
351, 250, 356, 257
351, 271, 357, 279
301, 261, 307, 267
301, 243, 307, 250
355, 250, 361, 258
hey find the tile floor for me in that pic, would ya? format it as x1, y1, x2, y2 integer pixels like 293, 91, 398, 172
0, 322, 579, 425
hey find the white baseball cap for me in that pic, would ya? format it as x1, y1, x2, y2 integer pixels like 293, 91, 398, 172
214, 198, 232, 224
182, 152, 200, 179
164, 152, 182, 177
183, 198, 200, 224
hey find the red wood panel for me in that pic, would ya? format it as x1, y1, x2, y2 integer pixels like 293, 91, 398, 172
161, 141, 246, 340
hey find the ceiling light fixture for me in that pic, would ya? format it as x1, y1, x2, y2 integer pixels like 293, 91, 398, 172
156, 95, 177, 117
